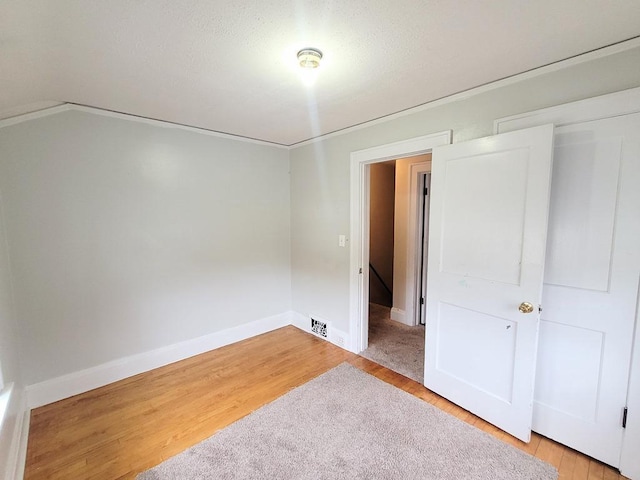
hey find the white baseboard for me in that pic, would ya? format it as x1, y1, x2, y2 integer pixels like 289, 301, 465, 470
0, 384, 28, 480
390, 307, 413, 326
26, 312, 293, 409
290, 311, 308, 331
11, 408, 29, 480
290, 312, 351, 351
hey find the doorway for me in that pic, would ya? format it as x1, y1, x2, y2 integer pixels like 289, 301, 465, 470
348, 130, 451, 358
361, 160, 430, 382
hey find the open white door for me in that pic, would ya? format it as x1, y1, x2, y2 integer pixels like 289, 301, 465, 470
424, 124, 554, 442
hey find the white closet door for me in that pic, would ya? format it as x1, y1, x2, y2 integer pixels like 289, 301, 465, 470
532, 113, 640, 467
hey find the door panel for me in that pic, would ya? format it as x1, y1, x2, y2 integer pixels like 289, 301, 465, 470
544, 136, 621, 291
436, 303, 517, 402
536, 320, 604, 421
532, 113, 640, 467
439, 149, 528, 285
425, 124, 554, 442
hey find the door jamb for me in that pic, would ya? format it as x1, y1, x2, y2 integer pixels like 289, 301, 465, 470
408, 164, 432, 326
349, 131, 451, 354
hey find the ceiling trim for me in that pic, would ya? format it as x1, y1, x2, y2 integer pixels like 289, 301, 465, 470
0, 104, 73, 129
0, 103, 289, 150
67, 104, 290, 149
2, 36, 639, 149
289, 35, 640, 149
0, 101, 66, 121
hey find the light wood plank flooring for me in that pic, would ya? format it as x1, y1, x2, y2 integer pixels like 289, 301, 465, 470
25, 326, 628, 479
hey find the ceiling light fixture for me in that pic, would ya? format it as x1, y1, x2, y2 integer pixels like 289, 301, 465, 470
297, 48, 323, 69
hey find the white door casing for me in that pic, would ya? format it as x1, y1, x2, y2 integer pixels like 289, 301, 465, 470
349, 131, 451, 353
425, 124, 555, 442
409, 165, 432, 326
417, 173, 431, 326
496, 88, 640, 474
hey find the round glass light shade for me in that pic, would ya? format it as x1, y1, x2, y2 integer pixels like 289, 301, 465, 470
297, 48, 323, 69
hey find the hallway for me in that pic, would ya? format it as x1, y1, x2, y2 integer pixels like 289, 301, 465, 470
360, 303, 425, 383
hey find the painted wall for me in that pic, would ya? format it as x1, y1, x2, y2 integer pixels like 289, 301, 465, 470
0, 193, 21, 392
0, 110, 291, 385
0, 186, 24, 478
391, 154, 430, 319
289, 46, 640, 334
368, 162, 395, 306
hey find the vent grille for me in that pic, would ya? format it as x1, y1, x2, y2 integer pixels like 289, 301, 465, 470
311, 318, 328, 338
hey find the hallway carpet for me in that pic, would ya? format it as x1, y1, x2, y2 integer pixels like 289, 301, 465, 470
360, 303, 425, 383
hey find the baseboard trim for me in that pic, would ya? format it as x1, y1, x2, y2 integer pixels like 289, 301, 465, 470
26, 312, 293, 409
0, 384, 27, 480
290, 311, 308, 331
290, 312, 352, 352
11, 407, 29, 480
390, 307, 413, 326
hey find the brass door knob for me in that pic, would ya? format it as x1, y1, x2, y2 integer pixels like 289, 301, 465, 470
519, 302, 534, 314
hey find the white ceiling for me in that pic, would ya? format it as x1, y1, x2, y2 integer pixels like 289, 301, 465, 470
1, 1, 639, 146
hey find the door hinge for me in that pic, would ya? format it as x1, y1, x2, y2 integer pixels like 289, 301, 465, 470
424, 187, 429, 196
359, 267, 363, 274
623, 407, 628, 428
420, 297, 425, 305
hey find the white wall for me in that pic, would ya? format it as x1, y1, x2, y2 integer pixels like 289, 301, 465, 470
0, 193, 21, 395
391, 154, 430, 317
0, 110, 291, 385
290, 45, 640, 334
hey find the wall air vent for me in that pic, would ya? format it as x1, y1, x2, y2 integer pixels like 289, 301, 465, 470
310, 318, 328, 338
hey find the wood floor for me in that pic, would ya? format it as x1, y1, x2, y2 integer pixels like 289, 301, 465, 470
25, 326, 628, 480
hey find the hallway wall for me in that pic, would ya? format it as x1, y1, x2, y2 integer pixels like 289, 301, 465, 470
369, 162, 395, 306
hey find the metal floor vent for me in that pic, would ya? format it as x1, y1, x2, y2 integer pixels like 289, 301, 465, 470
311, 318, 327, 338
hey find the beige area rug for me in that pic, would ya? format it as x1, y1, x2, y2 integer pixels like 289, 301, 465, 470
361, 303, 425, 383
137, 363, 557, 480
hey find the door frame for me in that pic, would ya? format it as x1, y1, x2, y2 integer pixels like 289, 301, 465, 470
409, 167, 431, 326
349, 131, 451, 354
495, 86, 640, 479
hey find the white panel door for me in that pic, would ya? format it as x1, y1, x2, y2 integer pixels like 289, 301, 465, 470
425, 124, 554, 442
533, 113, 640, 467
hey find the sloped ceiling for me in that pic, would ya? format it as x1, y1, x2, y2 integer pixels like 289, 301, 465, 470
1, 1, 639, 145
